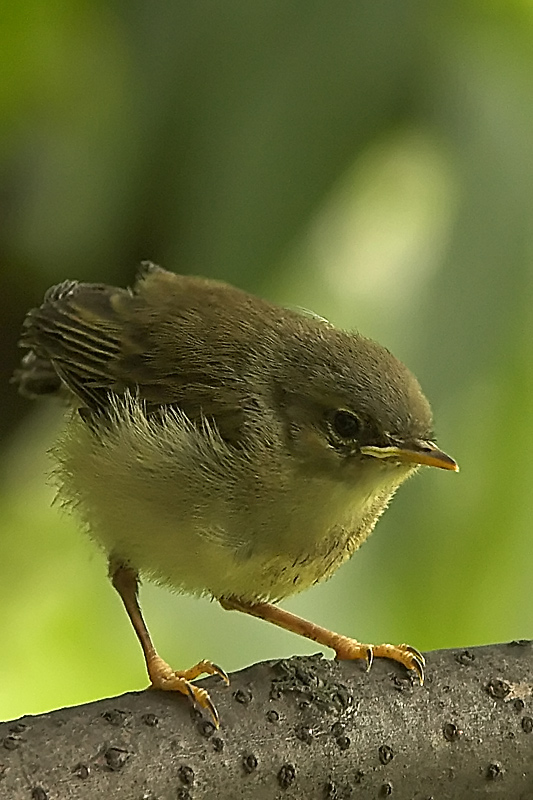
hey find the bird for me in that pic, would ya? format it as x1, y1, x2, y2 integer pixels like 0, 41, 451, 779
14, 263, 458, 725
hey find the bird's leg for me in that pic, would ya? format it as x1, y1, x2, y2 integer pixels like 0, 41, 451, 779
109, 558, 229, 726
220, 597, 424, 682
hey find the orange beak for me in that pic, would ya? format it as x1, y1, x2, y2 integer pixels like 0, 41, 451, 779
360, 440, 458, 471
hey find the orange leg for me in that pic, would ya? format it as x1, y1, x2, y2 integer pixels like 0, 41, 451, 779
220, 597, 424, 682
110, 559, 228, 726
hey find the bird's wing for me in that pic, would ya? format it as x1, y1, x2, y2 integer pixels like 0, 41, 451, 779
15, 264, 269, 444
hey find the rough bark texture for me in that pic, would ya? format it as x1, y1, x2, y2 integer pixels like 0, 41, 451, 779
1, 642, 532, 799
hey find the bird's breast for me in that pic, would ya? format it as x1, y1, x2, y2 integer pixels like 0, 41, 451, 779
53, 399, 407, 603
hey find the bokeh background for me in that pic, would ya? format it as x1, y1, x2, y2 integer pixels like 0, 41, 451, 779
1, 1, 532, 722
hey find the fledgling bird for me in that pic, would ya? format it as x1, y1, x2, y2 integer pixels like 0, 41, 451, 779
15, 263, 457, 725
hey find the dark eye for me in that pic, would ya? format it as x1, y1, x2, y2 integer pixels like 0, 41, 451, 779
331, 409, 361, 440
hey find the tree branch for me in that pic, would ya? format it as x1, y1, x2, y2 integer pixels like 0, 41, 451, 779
1, 642, 532, 799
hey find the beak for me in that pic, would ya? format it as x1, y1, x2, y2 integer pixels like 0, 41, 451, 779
360, 440, 458, 471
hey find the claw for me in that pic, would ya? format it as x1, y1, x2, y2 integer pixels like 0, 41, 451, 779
212, 662, 230, 684
364, 646, 374, 672
397, 643, 425, 683
403, 644, 425, 665
410, 654, 425, 684
204, 694, 220, 727
183, 683, 220, 727
191, 685, 220, 728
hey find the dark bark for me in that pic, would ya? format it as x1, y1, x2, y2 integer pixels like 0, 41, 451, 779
1, 642, 532, 799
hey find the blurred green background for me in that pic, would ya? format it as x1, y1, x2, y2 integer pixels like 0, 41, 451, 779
1, 1, 532, 722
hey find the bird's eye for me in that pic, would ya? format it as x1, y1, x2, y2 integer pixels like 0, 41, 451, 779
330, 409, 361, 440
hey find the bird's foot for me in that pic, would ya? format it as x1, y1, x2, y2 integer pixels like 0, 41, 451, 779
333, 636, 425, 683
147, 655, 229, 726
